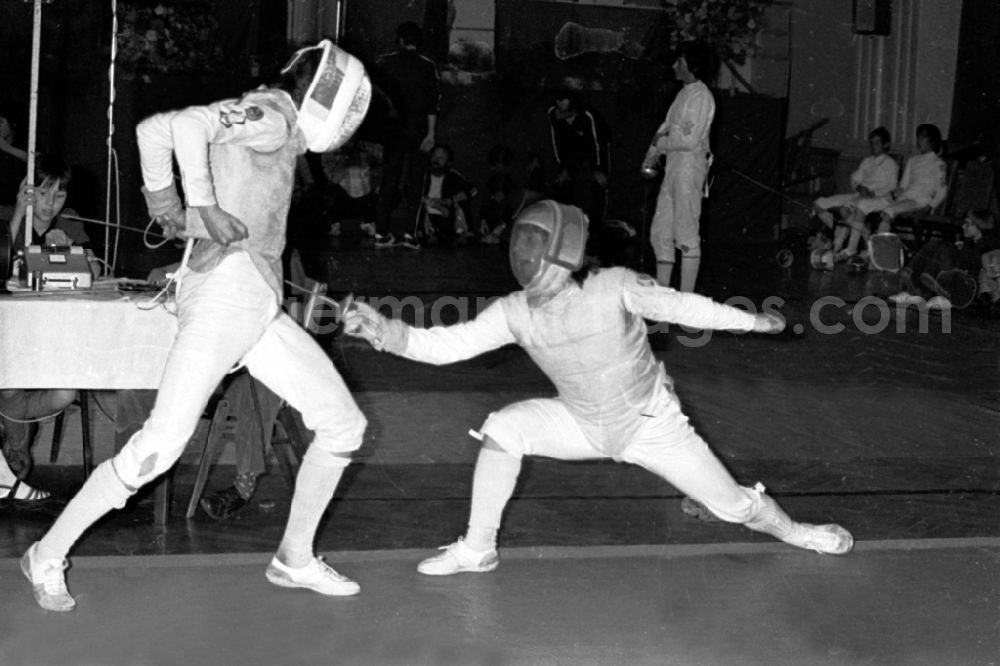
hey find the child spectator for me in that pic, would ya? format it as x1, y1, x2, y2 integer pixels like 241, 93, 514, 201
890, 208, 999, 311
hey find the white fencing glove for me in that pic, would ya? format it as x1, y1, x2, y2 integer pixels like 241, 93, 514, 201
342, 300, 408, 353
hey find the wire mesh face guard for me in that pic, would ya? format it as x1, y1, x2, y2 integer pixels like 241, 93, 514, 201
281, 40, 372, 153
509, 201, 588, 285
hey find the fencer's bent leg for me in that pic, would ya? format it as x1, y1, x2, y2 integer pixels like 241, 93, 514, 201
418, 400, 599, 575
465, 437, 523, 552
36, 253, 279, 562
650, 170, 677, 287
240, 313, 366, 567
679, 242, 701, 294
674, 159, 706, 293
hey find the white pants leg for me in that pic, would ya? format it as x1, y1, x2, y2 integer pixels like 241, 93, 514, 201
649, 155, 707, 262
37, 252, 281, 560
618, 383, 753, 522
111, 252, 280, 489
241, 313, 366, 457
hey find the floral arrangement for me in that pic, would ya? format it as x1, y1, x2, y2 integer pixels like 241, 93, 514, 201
670, 0, 774, 65
116, 2, 228, 74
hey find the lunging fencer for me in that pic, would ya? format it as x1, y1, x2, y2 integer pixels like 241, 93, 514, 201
23, 41, 372, 611
345, 200, 854, 576
643, 41, 717, 293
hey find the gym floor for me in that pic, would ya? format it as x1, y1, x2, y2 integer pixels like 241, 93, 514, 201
2, 239, 998, 665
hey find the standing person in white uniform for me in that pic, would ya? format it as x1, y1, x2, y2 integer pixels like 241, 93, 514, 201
22, 41, 373, 612
644, 41, 717, 293
344, 200, 854, 576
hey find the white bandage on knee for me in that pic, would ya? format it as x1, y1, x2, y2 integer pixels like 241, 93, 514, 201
479, 413, 527, 458
97, 459, 138, 509
113, 437, 187, 489
679, 242, 702, 259
302, 445, 352, 470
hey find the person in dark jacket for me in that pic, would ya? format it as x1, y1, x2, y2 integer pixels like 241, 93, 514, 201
547, 90, 610, 231
373, 21, 441, 250
418, 143, 475, 246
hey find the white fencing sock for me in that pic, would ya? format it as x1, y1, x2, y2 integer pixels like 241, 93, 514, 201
277, 450, 349, 568
465, 444, 522, 552
742, 483, 854, 554
36, 460, 134, 561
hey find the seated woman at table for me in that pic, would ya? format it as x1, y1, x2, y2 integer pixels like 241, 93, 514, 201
0, 155, 93, 481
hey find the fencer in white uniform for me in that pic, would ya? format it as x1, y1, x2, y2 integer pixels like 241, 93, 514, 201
23, 41, 372, 612
345, 200, 854, 576
644, 41, 716, 293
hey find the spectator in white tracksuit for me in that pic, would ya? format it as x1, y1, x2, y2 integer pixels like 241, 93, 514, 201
644, 41, 717, 293
345, 200, 854, 577
837, 124, 948, 259
814, 126, 898, 231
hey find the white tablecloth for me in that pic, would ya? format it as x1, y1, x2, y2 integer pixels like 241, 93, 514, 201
0, 291, 177, 389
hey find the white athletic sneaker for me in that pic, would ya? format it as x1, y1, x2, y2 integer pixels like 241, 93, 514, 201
21, 542, 75, 612
417, 538, 499, 576
794, 523, 854, 555
265, 556, 360, 596
926, 296, 952, 311
889, 292, 925, 305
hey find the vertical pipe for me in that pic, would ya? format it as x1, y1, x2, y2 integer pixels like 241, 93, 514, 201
25, 0, 43, 248
105, 0, 120, 274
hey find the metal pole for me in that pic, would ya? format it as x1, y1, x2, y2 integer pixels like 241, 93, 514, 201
24, 0, 43, 248
104, 0, 120, 274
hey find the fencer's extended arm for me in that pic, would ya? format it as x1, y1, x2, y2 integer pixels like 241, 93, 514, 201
402, 299, 518, 365
664, 87, 714, 152
622, 271, 760, 332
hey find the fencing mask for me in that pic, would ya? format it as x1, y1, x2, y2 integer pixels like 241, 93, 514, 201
281, 40, 372, 153
510, 200, 588, 288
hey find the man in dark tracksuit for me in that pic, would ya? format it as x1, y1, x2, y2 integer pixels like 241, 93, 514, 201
547, 91, 610, 231
417, 144, 476, 246
373, 21, 441, 250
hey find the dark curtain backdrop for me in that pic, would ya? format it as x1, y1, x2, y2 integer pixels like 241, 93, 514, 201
949, 0, 1000, 162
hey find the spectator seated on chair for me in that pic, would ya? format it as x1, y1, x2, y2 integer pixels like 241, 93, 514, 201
890, 208, 999, 311
814, 126, 898, 238
417, 143, 475, 246
318, 136, 382, 238
479, 146, 546, 246
835, 124, 948, 260
0, 154, 100, 481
